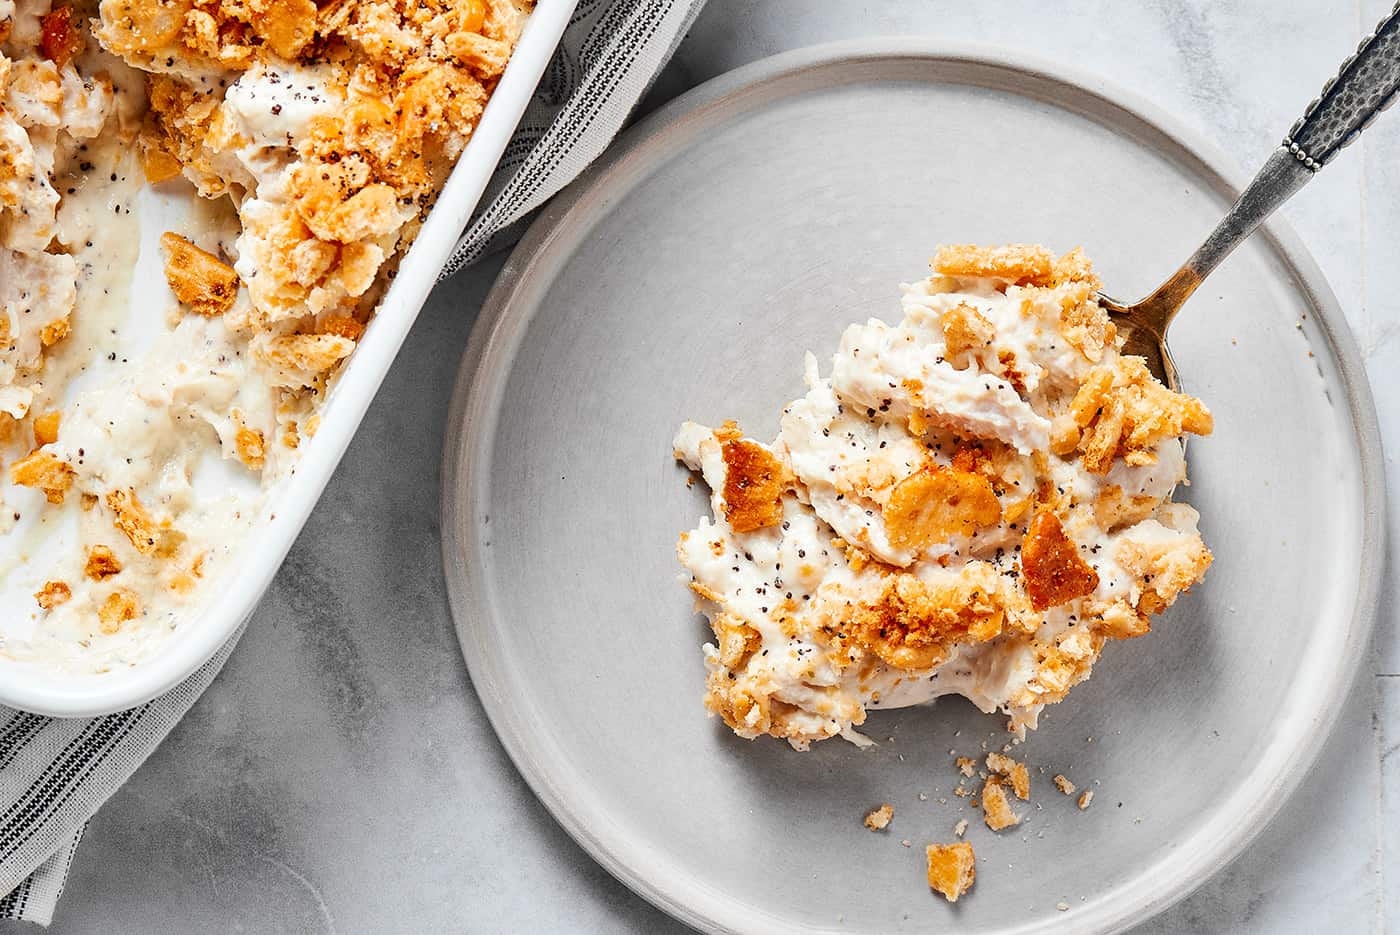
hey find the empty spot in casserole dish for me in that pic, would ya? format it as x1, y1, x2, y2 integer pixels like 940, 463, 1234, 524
0, 0, 533, 672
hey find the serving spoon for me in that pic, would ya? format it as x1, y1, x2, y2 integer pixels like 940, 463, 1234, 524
1103, 3, 1400, 390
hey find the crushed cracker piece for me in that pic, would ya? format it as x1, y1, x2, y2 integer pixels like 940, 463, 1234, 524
84, 545, 123, 580
716, 422, 787, 533
40, 317, 71, 347
1053, 774, 1076, 796
319, 315, 366, 342
1078, 790, 1094, 810
40, 6, 84, 67
35, 580, 71, 609
32, 411, 60, 446
141, 141, 183, 184
98, 589, 140, 633
884, 464, 1000, 551
931, 243, 1054, 286
10, 451, 75, 504
953, 818, 968, 838
1020, 510, 1099, 611
982, 779, 1021, 831
105, 488, 160, 555
985, 752, 1030, 800
956, 756, 977, 777
235, 426, 266, 471
161, 232, 239, 316
925, 842, 976, 903
863, 803, 893, 831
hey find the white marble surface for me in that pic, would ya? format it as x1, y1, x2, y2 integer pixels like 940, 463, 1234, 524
3, 1, 1397, 932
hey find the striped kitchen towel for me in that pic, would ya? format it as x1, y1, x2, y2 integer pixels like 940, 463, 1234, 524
0, 0, 705, 923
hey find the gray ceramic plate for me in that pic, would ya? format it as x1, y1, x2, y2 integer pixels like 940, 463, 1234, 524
441, 40, 1383, 935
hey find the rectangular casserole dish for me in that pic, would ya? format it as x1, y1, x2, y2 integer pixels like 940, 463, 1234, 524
0, 0, 577, 716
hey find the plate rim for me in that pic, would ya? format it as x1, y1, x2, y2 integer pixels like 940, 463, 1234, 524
440, 37, 1386, 935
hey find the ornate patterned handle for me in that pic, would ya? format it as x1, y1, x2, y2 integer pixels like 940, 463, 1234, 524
1138, 2, 1400, 330
1284, 2, 1400, 169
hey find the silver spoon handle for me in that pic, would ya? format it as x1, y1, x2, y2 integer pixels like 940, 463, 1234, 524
1286, 2, 1400, 168
1143, 2, 1400, 316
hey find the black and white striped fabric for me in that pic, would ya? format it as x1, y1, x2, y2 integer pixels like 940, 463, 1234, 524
0, 0, 704, 923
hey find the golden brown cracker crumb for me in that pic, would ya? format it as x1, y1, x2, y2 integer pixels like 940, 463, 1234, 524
981, 779, 1021, 831
845, 565, 1012, 670
84, 545, 123, 580
925, 842, 975, 902
1115, 534, 1214, 618
318, 315, 366, 342
1053, 774, 1076, 796
956, 756, 977, 777
986, 752, 1030, 800
256, 333, 356, 379
32, 410, 60, 446
1078, 789, 1094, 810
711, 613, 761, 669
97, 589, 140, 634
40, 317, 71, 346
953, 818, 968, 838
446, 30, 513, 77
105, 488, 160, 555
1050, 246, 1100, 289
883, 464, 1000, 552
1020, 510, 1099, 611
939, 302, 995, 365
141, 141, 183, 184
161, 232, 239, 316
35, 580, 71, 609
247, 0, 317, 59
932, 243, 1054, 287
863, 803, 893, 831
235, 426, 266, 471
1068, 357, 1212, 474
716, 423, 787, 533
10, 450, 75, 504
40, 6, 85, 67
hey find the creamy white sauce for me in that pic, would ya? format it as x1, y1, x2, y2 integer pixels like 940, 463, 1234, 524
0, 39, 276, 673
676, 271, 1211, 747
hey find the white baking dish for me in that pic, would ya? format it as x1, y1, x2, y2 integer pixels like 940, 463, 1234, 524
0, 1, 577, 717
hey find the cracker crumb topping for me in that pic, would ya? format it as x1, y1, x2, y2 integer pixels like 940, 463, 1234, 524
10, 450, 76, 504
35, 580, 72, 609
105, 488, 160, 555
716, 422, 788, 533
84, 545, 123, 581
160, 232, 239, 317
32, 411, 61, 446
986, 752, 1030, 800
863, 803, 893, 831
925, 841, 976, 902
981, 778, 1021, 831
1020, 510, 1099, 611
97, 588, 140, 633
